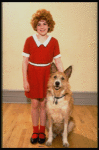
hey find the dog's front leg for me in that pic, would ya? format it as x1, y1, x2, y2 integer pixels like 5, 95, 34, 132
62, 118, 69, 147
46, 114, 53, 146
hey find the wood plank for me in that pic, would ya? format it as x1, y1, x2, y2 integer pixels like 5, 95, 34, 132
2, 103, 97, 148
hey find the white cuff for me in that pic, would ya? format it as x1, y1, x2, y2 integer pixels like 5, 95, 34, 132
53, 54, 61, 59
22, 52, 30, 57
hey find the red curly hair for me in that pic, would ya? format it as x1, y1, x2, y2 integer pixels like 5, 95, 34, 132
30, 9, 55, 33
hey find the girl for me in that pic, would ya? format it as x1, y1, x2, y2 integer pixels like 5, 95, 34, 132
22, 9, 64, 144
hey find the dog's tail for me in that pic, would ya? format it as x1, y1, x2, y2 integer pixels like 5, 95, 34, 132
68, 117, 75, 134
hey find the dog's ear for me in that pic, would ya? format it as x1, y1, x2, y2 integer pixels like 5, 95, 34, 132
64, 66, 72, 79
50, 63, 58, 74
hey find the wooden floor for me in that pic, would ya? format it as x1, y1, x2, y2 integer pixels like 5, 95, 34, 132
2, 103, 97, 148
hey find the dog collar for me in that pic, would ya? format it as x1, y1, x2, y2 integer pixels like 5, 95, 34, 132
53, 93, 67, 105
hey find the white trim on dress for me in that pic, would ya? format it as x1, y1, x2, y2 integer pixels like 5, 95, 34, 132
22, 52, 30, 57
53, 54, 61, 59
32, 34, 52, 47
29, 61, 51, 67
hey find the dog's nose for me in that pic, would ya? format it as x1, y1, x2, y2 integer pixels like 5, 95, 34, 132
55, 81, 60, 87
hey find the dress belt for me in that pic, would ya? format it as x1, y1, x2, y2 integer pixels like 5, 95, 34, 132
29, 61, 51, 67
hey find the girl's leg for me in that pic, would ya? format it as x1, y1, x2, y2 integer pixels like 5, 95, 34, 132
31, 99, 40, 138
39, 98, 46, 126
39, 98, 46, 139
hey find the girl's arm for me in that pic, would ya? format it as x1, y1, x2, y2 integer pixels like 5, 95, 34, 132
55, 57, 64, 72
22, 56, 30, 92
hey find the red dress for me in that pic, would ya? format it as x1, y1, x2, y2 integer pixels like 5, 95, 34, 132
22, 34, 61, 99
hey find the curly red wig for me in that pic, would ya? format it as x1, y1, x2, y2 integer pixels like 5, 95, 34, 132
30, 9, 55, 33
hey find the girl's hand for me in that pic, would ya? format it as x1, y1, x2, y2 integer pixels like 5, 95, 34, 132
23, 80, 30, 92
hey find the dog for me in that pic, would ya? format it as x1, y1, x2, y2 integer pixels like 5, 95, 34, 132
45, 63, 75, 147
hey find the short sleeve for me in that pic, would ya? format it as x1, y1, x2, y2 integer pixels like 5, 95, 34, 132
22, 38, 30, 57
53, 39, 61, 59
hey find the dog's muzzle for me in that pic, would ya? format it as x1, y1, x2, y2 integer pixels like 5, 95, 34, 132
55, 81, 60, 87
55, 81, 61, 90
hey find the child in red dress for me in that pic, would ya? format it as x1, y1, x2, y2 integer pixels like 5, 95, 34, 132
22, 9, 64, 144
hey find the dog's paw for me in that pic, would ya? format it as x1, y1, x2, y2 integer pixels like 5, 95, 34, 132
63, 141, 69, 148
45, 140, 52, 146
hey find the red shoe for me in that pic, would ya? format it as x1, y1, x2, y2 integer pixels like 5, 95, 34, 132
30, 133, 39, 144
38, 133, 46, 144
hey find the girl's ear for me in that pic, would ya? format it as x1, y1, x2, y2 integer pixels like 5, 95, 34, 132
48, 27, 50, 32
50, 63, 58, 74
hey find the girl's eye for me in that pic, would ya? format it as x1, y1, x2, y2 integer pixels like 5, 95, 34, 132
54, 76, 57, 79
61, 77, 65, 80
37, 23, 41, 26
37, 22, 47, 26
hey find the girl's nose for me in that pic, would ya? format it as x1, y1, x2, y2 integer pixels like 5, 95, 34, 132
40, 25, 44, 28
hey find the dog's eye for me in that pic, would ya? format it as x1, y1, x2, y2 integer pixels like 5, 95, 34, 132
61, 77, 65, 80
54, 75, 57, 79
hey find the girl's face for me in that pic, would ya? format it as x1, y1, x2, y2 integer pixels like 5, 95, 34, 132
36, 20, 49, 36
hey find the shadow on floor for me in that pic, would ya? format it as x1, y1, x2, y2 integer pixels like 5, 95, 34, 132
46, 133, 97, 148
27, 98, 31, 103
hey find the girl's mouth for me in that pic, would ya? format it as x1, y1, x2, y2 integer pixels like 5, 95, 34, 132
40, 30, 45, 32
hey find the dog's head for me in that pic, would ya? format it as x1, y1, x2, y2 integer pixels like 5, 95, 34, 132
48, 63, 72, 91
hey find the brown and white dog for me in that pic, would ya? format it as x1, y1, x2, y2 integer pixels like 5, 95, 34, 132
46, 63, 75, 147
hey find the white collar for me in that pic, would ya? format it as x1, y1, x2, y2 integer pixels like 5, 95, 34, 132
33, 34, 52, 47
